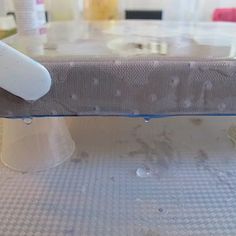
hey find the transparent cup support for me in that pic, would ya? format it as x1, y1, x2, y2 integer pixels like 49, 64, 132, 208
1, 117, 75, 173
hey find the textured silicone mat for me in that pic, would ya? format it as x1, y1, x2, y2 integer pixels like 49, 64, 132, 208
0, 117, 236, 236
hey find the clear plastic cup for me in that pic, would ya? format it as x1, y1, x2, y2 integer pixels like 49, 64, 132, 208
1, 118, 75, 172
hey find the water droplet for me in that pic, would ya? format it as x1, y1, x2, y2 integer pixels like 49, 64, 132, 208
183, 99, 192, 108
170, 76, 180, 87
71, 94, 78, 100
136, 167, 152, 178
93, 78, 99, 85
23, 118, 33, 125
218, 103, 226, 112
144, 118, 150, 123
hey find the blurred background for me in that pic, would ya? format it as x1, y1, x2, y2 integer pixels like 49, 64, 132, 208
1, 0, 236, 20
0, 0, 236, 39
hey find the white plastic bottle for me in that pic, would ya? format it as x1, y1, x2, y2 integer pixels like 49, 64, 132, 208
0, 41, 51, 101
13, 0, 46, 34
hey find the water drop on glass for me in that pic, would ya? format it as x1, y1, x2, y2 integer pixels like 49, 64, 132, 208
136, 167, 152, 178
23, 118, 33, 125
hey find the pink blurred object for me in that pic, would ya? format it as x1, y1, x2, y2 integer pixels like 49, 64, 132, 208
213, 8, 236, 22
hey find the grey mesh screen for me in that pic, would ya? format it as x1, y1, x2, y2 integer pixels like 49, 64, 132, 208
0, 57, 236, 118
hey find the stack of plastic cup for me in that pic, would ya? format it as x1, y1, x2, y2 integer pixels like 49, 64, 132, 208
13, 0, 46, 34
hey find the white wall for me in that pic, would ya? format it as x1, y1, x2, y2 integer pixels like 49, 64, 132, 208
198, 0, 236, 21
124, 0, 236, 21
3, 0, 13, 13
125, 0, 165, 10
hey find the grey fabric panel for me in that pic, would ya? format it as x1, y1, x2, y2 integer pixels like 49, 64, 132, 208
0, 57, 236, 118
